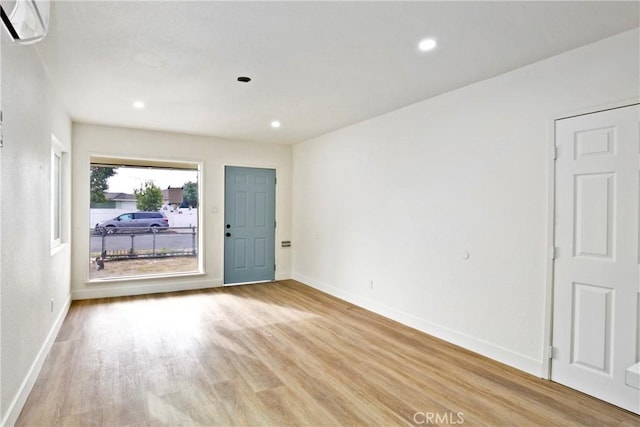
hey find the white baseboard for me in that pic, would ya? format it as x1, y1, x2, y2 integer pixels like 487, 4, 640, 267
275, 272, 292, 281
292, 273, 545, 378
72, 277, 222, 300
2, 295, 72, 427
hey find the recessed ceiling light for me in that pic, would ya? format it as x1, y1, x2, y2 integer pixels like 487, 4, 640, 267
418, 38, 437, 52
271, 121, 281, 128
133, 101, 145, 109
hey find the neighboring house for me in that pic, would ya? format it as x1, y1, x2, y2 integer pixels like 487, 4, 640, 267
162, 186, 184, 209
106, 192, 137, 210
90, 192, 137, 209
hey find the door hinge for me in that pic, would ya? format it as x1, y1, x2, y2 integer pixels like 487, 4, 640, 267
549, 345, 556, 359
274, 264, 276, 272
551, 246, 557, 260
553, 146, 558, 160
275, 177, 277, 185
0, 111, 3, 149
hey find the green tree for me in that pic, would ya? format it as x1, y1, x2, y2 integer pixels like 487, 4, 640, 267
90, 166, 116, 203
183, 181, 198, 208
134, 180, 163, 211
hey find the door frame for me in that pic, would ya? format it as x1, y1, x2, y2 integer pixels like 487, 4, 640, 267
543, 97, 640, 379
222, 163, 279, 286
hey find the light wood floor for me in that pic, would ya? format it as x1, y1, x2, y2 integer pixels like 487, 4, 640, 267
17, 280, 640, 426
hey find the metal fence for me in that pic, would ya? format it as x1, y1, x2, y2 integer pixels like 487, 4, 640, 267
91, 226, 197, 260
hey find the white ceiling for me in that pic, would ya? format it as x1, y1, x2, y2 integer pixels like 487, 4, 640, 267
35, 1, 639, 144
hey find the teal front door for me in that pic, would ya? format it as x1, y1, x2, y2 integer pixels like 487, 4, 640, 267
224, 166, 276, 285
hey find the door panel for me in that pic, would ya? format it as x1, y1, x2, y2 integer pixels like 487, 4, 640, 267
571, 282, 612, 374
224, 166, 276, 285
552, 104, 640, 414
573, 173, 614, 259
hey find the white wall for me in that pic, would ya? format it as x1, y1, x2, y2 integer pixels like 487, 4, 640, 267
292, 29, 640, 376
1, 36, 72, 425
71, 124, 292, 298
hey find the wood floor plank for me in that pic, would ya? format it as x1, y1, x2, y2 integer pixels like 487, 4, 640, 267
16, 280, 640, 426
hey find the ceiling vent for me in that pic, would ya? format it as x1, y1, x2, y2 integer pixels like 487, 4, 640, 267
1, 0, 50, 44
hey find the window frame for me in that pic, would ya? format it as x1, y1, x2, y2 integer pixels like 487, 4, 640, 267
51, 135, 67, 253
49, 135, 67, 255
88, 155, 203, 281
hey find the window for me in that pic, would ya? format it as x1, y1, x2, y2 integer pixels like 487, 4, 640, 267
89, 156, 201, 281
51, 135, 66, 251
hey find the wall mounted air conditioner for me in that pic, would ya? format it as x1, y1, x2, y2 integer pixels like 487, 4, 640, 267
0, 0, 49, 44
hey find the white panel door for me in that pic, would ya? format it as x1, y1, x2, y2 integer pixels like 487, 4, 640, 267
553, 104, 640, 414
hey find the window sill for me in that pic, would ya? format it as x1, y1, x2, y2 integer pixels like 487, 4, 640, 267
50, 242, 68, 257
87, 270, 206, 285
